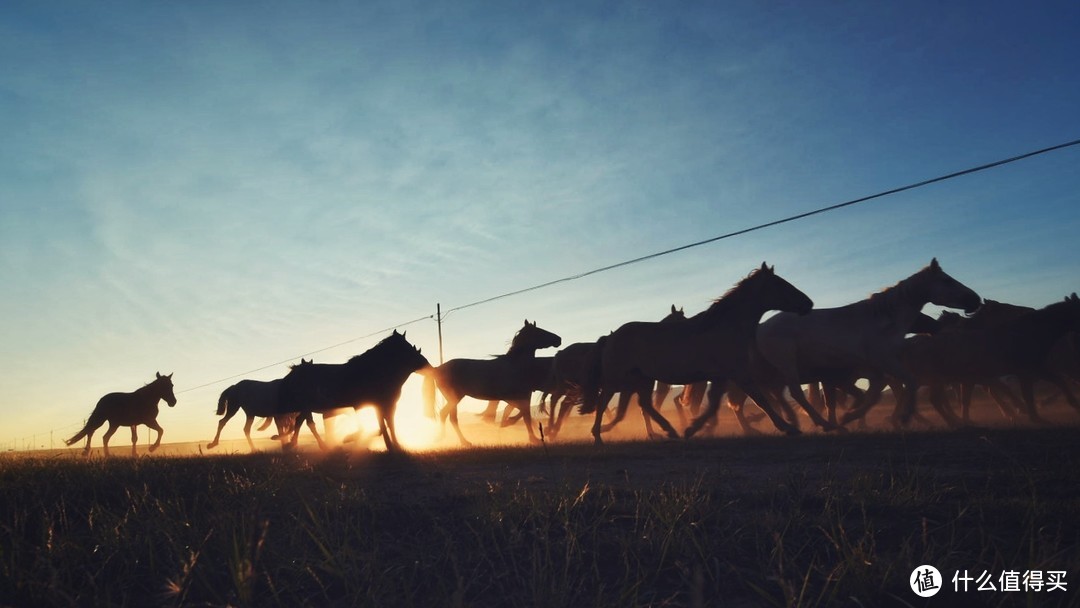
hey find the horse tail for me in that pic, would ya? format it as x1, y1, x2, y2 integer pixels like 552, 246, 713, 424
578, 336, 607, 415
422, 369, 438, 419
65, 406, 107, 446
216, 386, 232, 417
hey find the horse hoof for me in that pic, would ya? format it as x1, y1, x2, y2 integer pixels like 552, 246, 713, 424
148, 445, 159, 453
207, 442, 218, 450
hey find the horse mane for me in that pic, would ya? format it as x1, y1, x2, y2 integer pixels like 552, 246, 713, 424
863, 261, 940, 315
344, 333, 410, 368
694, 266, 771, 325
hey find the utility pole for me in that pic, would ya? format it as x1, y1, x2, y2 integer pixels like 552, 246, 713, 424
436, 303, 444, 365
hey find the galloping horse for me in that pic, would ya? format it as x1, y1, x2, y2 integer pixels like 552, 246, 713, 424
278, 330, 430, 452
755, 258, 981, 428
422, 320, 562, 446
544, 306, 686, 440
582, 263, 814, 445
206, 359, 312, 452
66, 372, 177, 457
902, 293, 1080, 425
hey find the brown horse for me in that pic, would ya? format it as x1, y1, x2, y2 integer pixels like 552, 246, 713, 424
581, 263, 814, 445
901, 294, 1080, 425
278, 330, 430, 452
206, 359, 313, 452
755, 258, 981, 428
422, 321, 562, 446
66, 372, 177, 457
543, 306, 687, 441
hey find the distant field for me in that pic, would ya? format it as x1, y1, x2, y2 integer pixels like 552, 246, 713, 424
2, 407, 1079, 607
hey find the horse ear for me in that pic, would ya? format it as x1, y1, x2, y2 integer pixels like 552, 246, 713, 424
760, 261, 768, 270
930, 257, 940, 270
156, 372, 162, 379
393, 329, 400, 336
401, 331, 407, 338
671, 304, 677, 314
167, 373, 173, 379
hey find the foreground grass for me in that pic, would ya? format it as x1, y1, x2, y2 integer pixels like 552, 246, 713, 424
1, 428, 1079, 607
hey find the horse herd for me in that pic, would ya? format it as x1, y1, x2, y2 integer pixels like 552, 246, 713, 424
64, 259, 1080, 456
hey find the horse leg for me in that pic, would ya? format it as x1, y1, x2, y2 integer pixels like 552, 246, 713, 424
500, 402, 525, 427
600, 391, 632, 433
591, 389, 616, 445
306, 416, 328, 451
738, 381, 801, 436
959, 382, 975, 424
1014, 377, 1042, 424
785, 382, 841, 431
726, 385, 761, 435
256, 417, 273, 432
984, 382, 1019, 421
81, 429, 94, 457
102, 422, 118, 457
208, 404, 239, 449
479, 400, 499, 423
807, 382, 830, 424
835, 383, 868, 430
147, 420, 164, 452
377, 405, 400, 452
511, 398, 540, 443
654, 382, 685, 428
243, 415, 257, 451
686, 381, 728, 439
444, 397, 472, 447
635, 384, 679, 440
130, 425, 139, 457
1036, 370, 1080, 415
927, 384, 963, 428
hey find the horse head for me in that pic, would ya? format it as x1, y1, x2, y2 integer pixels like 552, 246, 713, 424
754, 262, 814, 315
662, 305, 686, 322
384, 329, 431, 372
513, 320, 563, 351
921, 258, 981, 314
155, 372, 177, 407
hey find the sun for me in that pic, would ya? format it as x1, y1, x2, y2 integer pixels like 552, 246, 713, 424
328, 376, 443, 451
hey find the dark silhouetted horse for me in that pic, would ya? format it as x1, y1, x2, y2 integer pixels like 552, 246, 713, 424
755, 258, 981, 428
423, 320, 562, 446
206, 359, 312, 452
902, 293, 1080, 425
278, 330, 430, 451
66, 372, 177, 456
580, 263, 814, 445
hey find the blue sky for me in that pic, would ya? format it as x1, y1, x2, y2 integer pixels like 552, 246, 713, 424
2, 1, 1079, 450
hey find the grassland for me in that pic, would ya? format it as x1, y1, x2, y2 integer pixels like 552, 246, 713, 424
2, 426, 1079, 607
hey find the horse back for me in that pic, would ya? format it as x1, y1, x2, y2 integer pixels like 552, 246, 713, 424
437, 357, 536, 400
95, 391, 160, 426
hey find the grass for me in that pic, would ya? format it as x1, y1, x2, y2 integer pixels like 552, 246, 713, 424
1, 428, 1079, 607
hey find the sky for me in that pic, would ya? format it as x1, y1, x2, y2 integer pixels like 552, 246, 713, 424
2, 1, 1079, 451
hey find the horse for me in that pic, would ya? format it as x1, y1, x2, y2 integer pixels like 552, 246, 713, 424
206, 359, 312, 452
581, 263, 814, 445
900, 293, 1080, 425
422, 320, 562, 446
65, 372, 177, 457
542, 306, 687, 441
277, 330, 430, 452
754, 258, 981, 428
477, 356, 554, 424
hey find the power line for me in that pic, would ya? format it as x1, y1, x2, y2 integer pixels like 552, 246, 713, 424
444, 137, 1080, 314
